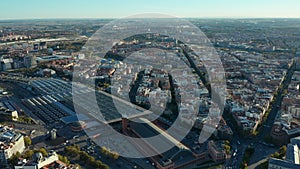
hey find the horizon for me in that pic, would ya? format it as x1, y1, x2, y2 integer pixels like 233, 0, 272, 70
1, 17, 300, 21
1, 0, 300, 20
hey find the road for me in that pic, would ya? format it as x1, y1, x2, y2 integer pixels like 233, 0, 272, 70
177, 45, 296, 168
256, 62, 295, 141
248, 158, 268, 169
224, 61, 295, 169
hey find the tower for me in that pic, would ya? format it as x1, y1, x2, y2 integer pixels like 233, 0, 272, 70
50, 129, 57, 140
122, 116, 128, 134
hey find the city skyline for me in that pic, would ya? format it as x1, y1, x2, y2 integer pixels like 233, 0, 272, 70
1, 1, 300, 168
1, 0, 300, 20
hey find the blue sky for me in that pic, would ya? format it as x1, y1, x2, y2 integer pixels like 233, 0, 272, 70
1, 0, 300, 19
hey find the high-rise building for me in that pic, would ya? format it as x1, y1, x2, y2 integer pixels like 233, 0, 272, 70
23, 55, 37, 68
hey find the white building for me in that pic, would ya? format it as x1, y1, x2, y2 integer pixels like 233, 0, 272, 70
0, 125, 25, 165
15, 152, 65, 169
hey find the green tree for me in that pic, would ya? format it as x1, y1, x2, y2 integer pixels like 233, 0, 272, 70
101, 164, 110, 169
24, 136, 32, 147
224, 145, 231, 154
75, 164, 82, 169
58, 154, 70, 165
65, 145, 79, 157
24, 150, 34, 159
9, 152, 21, 165
111, 151, 119, 160
79, 151, 89, 162
101, 146, 109, 155
279, 145, 287, 155
39, 148, 48, 157
88, 156, 95, 163
93, 160, 103, 168
283, 89, 288, 95
273, 152, 280, 158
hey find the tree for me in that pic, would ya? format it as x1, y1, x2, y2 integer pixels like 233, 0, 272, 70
24, 136, 32, 147
111, 151, 119, 160
79, 151, 89, 162
18, 116, 33, 124
283, 89, 288, 95
87, 156, 95, 163
74, 144, 80, 151
279, 145, 287, 155
75, 164, 82, 169
64, 145, 110, 169
271, 146, 287, 159
65, 145, 79, 157
273, 152, 280, 158
101, 164, 110, 169
9, 152, 21, 165
24, 150, 34, 159
101, 146, 109, 155
58, 154, 70, 165
224, 145, 231, 154
104, 83, 110, 88
93, 161, 103, 168
39, 148, 48, 157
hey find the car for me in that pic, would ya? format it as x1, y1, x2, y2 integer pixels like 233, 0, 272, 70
73, 135, 79, 139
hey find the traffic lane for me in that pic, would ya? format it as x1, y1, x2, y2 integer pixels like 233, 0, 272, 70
235, 144, 248, 168
249, 143, 277, 165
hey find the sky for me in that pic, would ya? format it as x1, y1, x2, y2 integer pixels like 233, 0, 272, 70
1, 0, 300, 20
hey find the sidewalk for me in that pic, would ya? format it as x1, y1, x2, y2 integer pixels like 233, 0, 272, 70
248, 158, 268, 169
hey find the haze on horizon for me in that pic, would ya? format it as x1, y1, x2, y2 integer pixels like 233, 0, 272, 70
1, 0, 300, 20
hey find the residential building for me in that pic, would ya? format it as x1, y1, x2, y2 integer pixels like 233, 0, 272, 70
207, 140, 226, 162
15, 151, 71, 169
0, 125, 25, 165
268, 136, 300, 169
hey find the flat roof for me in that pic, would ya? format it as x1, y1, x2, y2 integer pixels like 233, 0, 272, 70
60, 114, 89, 124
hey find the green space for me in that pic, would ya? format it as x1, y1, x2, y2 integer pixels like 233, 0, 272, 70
64, 144, 110, 169
240, 146, 254, 169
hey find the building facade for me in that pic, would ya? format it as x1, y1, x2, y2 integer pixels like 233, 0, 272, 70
0, 126, 25, 165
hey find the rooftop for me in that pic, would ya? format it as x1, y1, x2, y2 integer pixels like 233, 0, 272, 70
0, 125, 22, 150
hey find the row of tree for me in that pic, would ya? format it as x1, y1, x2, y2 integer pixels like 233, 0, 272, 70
18, 116, 34, 124
270, 145, 286, 159
9, 148, 48, 165
101, 146, 120, 160
223, 140, 231, 155
65, 145, 110, 169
